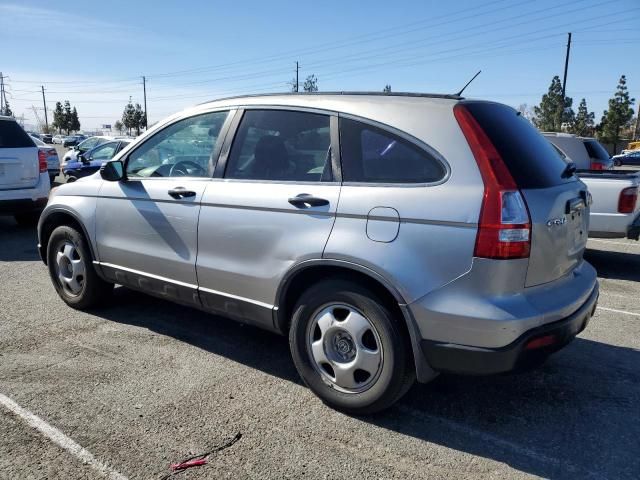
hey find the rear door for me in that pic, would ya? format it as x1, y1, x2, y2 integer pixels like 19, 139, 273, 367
196, 108, 340, 327
0, 119, 39, 190
464, 102, 589, 287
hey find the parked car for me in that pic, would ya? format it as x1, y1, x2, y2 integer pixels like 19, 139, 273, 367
27, 131, 41, 140
62, 136, 113, 167
41, 134, 53, 144
547, 140, 640, 240
63, 139, 131, 182
52, 134, 65, 144
38, 93, 598, 413
0, 115, 50, 225
612, 150, 640, 167
63, 134, 87, 148
32, 137, 60, 183
543, 133, 614, 170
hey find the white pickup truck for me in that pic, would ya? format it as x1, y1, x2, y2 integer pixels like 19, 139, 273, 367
578, 170, 640, 240
544, 133, 640, 241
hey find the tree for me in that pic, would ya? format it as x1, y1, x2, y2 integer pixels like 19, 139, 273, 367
114, 120, 124, 135
302, 74, 318, 92
598, 75, 636, 152
133, 103, 146, 135
517, 103, 535, 123
70, 107, 80, 132
533, 76, 574, 132
121, 100, 136, 135
62, 101, 73, 134
1, 100, 12, 117
52, 102, 65, 133
383, 84, 392, 93
569, 98, 595, 136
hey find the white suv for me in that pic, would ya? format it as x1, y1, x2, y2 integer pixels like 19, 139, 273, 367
0, 116, 50, 225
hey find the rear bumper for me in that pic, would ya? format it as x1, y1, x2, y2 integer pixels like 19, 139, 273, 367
0, 197, 48, 214
420, 284, 598, 375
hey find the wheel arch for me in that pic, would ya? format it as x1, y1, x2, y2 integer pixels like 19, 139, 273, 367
274, 259, 438, 383
38, 208, 96, 265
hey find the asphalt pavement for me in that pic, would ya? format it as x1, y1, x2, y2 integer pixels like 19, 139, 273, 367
0, 217, 639, 479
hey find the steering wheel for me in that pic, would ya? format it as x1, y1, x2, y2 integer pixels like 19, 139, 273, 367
169, 160, 207, 177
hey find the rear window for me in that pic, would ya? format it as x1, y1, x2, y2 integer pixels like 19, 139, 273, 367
463, 102, 574, 188
0, 120, 35, 148
583, 140, 610, 161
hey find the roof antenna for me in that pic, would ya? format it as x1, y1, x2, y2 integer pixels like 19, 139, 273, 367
455, 70, 481, 97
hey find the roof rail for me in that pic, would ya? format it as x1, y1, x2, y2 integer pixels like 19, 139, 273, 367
197, 91, 463, 106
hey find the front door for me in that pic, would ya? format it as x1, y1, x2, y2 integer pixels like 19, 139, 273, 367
95, 110, 231, 305
196, 109, 340, 327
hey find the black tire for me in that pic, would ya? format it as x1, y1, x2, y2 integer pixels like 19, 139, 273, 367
289, 279, 415, 414
66, 176, 77, 183
14, 211, 41, 227
47, 225, 113, 309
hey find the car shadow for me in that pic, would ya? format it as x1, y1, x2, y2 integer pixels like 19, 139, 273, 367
98, 287, 640, 479
584, 247, 640, 282
0, 217, 40, 262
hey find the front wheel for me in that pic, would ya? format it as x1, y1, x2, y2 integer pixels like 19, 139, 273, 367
289, 279, 414, 414
47, 225, 113, 309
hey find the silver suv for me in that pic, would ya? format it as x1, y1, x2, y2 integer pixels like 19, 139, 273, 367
38, 93, 599, 413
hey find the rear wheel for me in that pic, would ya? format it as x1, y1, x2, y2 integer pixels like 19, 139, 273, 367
289, 279, 414, 414
47, 225, 113, 309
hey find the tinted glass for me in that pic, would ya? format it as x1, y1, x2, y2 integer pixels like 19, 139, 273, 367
340, 118, 445, 183
91, 142, 118, 160
583, 140, 610, 161
0, 121, 35, 148
226, 110, 331, 182
464, 102, 575, 188
126, 111, 228, 178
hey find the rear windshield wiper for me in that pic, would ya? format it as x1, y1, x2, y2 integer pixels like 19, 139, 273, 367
562, 162, 577, 178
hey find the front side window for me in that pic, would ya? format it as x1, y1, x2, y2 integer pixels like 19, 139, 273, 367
225, 110, 331, 182
126, 111, 229, 178
339, 118, 446, 184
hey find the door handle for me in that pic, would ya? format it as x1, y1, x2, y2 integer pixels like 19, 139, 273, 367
168, 187, 196, 199
288, 193, 329, 208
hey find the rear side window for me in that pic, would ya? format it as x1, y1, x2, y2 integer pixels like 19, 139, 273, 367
0, 121, 35, 148
463, 102, 574, 188
225, 110, 332, 182
583, 140, 610, 161
340, 118, 446, 183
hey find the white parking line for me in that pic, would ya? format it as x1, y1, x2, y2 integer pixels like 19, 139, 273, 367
597, 306, 640, 317
398, 406, 599, 478
588, 239, 640, 247
0, 393, 128, 480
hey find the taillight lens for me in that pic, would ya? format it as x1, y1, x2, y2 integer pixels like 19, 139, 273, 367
618, 186, 638, 213
454, 104, 531, 259
38, 150, 48, 173
590, 162, 604, 170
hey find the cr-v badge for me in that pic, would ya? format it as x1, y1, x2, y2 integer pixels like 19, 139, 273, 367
547, 216, 567, 227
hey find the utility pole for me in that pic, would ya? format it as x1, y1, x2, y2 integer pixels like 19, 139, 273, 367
41, 86, 49, 130
295, 61, 299, 93
562, 32, 572, 101
142, 76, 148, 129
0, 72, 5, 115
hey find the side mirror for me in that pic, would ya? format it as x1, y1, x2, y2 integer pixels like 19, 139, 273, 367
78, 153, 88, 163
100, 160, 125, 181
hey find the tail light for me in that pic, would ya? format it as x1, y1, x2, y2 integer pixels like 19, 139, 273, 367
38, 150, 48, 173
618, 186, 638, 213
590, 162, 604, 170
454, 104, 531, 259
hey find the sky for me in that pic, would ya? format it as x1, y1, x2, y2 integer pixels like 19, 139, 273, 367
1, 0, 638, 130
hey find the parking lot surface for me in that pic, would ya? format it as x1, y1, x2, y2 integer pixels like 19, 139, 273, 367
1, 217, 639, 479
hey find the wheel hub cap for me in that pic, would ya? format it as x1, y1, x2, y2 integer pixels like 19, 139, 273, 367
55, 241, 85, 296
307, 304, 383, 394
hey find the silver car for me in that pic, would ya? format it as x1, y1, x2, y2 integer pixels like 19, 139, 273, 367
38, 93, 599, 413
